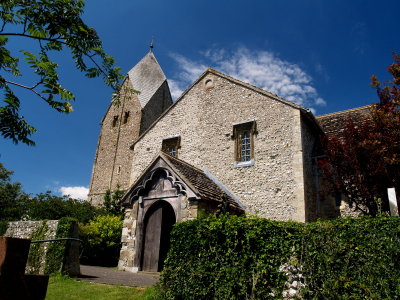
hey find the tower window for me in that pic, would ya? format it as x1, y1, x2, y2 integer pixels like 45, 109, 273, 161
232, 121, 256, 166
162, 136, 181, 158
112, 115, 119, 127
123, 111, 130, 124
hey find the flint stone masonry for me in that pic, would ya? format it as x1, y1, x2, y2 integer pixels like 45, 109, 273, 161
129, 71, 319, 221
5, 220, 58, 240
280, 263, 305, 299
3, 220, 80, 276
88, 53, 172, 207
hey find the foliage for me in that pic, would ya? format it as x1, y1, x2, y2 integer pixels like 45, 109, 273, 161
23, 218, 77, 275
0, 162, 29, 221
45, 217, 77, 274
26, 220, 48, 274
103, 185, 124, 217
160, 214, 400, 300
320, 54, 400, 216
0, 162, 103, 222
79, 215, 123, 267
26, 191, 100, 223
0, 220, 8, 235
46, 274, 160, 300
300, 217, 400, 299
0, 0, 124, 145
160, 214, 302, 300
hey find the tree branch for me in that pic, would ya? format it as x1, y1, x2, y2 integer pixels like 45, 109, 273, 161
0, 32, 66, 44
4, 79, 47, 102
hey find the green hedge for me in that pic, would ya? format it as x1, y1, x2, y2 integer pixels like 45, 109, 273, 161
302, 217, 400, 299
159, 215, 400, 299
160, 215, 302, 299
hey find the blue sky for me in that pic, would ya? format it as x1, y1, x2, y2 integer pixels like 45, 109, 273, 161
1, 0, 399, 199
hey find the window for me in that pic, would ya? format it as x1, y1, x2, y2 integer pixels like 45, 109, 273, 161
232, 121, 256, 166
112, 115, 119, 127
162, 136, 181, 158
123, 111, 130, 124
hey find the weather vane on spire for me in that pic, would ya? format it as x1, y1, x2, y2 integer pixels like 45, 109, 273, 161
150, 36, 154, 52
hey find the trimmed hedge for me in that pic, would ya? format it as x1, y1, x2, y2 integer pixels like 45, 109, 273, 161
302, 217, 400, 299
159, 215, 400, 299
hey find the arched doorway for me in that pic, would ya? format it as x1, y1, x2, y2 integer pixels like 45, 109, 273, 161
141, 200, 176, 272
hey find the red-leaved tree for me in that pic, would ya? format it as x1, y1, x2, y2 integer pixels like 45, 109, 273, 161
320, 54, 400, 216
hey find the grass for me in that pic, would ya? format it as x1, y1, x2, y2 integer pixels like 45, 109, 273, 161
45, 275, 161, 300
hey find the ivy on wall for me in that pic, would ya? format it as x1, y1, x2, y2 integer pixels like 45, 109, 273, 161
45, 217, 77, 274
4, 218, 77, 275
27, 221, 49, 274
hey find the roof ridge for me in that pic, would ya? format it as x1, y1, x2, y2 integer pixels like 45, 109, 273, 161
316, 104, 372, 119
206, 68, 307, 111
161, 152, 206, 174
130, 67, 314, 149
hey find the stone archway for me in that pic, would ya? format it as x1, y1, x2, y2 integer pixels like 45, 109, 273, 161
141, 200, 176, 272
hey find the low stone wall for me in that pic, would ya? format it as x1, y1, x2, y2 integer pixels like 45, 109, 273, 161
3, 220, 80, 276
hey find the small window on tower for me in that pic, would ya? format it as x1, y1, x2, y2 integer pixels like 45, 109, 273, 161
123, 111, 130, 124
162, 136, 181, 158
232, 121, 256, 166
112, 115, 119, 127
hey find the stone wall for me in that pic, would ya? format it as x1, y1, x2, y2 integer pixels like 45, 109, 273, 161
88, 79, 143, 206
129, 71, 313, 221
3, 220, 79, 276
5, 220, 58, 241
88, 77, 173, 207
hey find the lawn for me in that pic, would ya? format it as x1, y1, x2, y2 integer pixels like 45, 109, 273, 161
45, 275, 160, 300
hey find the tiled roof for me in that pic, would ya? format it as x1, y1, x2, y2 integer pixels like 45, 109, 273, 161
316, 105, 372, 136
161, 153, 244, 213
127, 52, 167, 108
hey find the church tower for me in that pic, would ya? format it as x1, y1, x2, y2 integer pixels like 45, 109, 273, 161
88, 51, 173, 206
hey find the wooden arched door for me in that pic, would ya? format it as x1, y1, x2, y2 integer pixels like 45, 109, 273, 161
141, 200, 176, 272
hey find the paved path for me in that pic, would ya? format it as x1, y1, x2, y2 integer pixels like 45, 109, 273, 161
76, 265, 159, 287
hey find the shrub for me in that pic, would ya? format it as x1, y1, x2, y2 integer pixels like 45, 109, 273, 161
160, 214, 302, 299
160, 215, 400, 299
0, 221, 8, 235
79, 215, 123, 267
27, 192, 101, 223
300, 217, 400, 299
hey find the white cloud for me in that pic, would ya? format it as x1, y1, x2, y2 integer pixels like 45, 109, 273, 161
59, 186, 89, 200
169, 47, 326, 112
315, 97, 327, 106
168, 79, 185, 100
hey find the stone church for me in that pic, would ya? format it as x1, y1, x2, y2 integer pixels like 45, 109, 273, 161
88, 50, 369, 272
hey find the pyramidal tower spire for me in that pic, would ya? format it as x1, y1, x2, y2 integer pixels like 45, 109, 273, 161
87, 50, 173, 206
